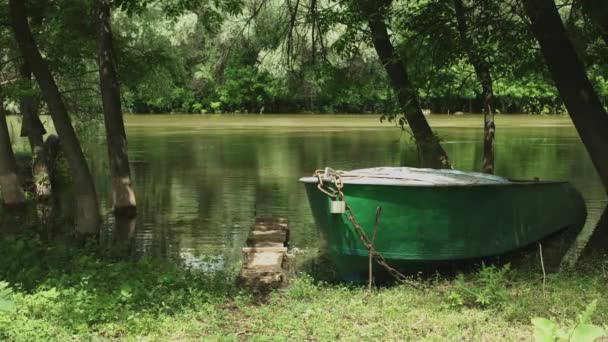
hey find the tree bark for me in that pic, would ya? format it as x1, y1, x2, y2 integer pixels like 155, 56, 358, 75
19, 61, 53, 201
580, 0, 608, 46
10, 0, 100, 234
454, 0, 495, 174
365, 4, 451, 169
0, 85, 26, 206
523, 0, 608, 193
19, 61, 45, 151
95, 0, 136, 217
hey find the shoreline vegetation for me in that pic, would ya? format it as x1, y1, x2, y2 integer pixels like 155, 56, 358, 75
122, 113, 578, 129
0, 236, 606, 340
4, 114, 579, 138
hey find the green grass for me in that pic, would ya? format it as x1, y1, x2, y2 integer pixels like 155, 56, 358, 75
0, 236, 606, 341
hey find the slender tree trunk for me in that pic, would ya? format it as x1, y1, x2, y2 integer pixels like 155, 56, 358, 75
454, 0, 495, 174
10, 0, 100, 234
365, 5, 451, 169
523, 0, 608, 192
0, 86, 26, 206
19, 61, 45, 151
113, 216, 137, 254
580, 0, 608, 46
19, 61, 53, 201
95, 0, 136, 217
479, 70, 495, 174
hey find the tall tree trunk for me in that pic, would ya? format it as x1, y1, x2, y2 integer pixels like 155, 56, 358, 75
580, 0, 608, 46
582, 206, 608, 257
454, 0, 495, 174
523, 0, 608, 192
19, 61, 53, 201
10, 0, 100, 234
0, 86, 26, 206
95, 0, 136, 217
19, 61, 45, 151
364, 4, 451, 169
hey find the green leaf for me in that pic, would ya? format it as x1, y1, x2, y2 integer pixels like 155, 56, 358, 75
570, 324, 606, 342
578, 300, 598, 324
0, 298, 15, 313
0, 282, 15, 313
120, 285, 133, 299
531, 317, 557, 342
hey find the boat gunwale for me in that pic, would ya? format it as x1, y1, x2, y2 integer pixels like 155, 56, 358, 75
298, 176, 567, 187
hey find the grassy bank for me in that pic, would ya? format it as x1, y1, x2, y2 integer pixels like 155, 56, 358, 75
0, 236, 606, 341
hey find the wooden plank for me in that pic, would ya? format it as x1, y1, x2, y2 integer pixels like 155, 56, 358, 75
242, 247, 288, 253
239, 270, 284, 286
250, 223, 289, 232
253, 217, 289, 231
246, 230, 288, 247
239, 216, 291, 290
255, 216, 288, 224
243, 250, 285, 268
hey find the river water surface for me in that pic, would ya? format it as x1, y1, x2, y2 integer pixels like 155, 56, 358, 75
9, 114, 608, 268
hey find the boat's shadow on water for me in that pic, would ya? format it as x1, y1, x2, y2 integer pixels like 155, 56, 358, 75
300, 224, 582, 286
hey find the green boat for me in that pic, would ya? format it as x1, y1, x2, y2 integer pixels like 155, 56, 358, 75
300, 167, 587, 279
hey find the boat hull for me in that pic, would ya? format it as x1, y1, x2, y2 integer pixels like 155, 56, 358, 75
303, 180, 587, 278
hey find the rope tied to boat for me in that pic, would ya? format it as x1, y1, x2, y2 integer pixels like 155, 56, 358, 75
314, 168, 420, 287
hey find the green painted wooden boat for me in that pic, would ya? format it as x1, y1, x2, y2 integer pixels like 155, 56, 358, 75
300, 167, 587, 279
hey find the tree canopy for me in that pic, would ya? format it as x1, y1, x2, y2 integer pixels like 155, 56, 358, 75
0, 0, 605, 116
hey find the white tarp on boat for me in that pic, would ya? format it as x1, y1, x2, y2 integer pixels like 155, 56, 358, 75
299, 167, 511, 186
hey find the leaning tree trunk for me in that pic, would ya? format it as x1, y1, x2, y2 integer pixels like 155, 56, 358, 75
523, 0, 608, 192
95, 0, 136, 217
10, 0, 100, 234
19, 61, 45, 151
454, 0, 495, 174
365, 7, 451, 169
0, 86, 26, 206
19, 61, 53, 201
581, 206, 608, 257
524, 0, 608, 255
580, 0, 608, 46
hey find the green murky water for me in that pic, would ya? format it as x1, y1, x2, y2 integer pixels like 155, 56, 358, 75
6, 115, 608, 267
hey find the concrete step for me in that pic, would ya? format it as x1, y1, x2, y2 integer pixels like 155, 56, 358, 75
239, 217, 290, 290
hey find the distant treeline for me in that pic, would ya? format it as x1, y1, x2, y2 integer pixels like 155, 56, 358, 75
120, 30, 606, 115
112, 1, 606, 115
3, 1, 604, 116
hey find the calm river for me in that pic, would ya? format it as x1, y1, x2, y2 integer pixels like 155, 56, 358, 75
8, 114, 608, 267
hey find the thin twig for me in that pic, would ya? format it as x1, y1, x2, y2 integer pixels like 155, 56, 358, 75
539, 242, 546, 297
0, 78, 18, 86
237, 0, 268, 37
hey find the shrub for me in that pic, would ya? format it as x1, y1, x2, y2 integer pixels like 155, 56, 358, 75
446, 263, 511, 309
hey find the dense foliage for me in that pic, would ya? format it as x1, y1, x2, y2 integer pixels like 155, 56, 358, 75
1, 0, 606, 115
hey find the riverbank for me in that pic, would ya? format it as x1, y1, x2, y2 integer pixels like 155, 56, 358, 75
6, 114, 577, 145
0, 236, 606, 341
122, 113, 576, 131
